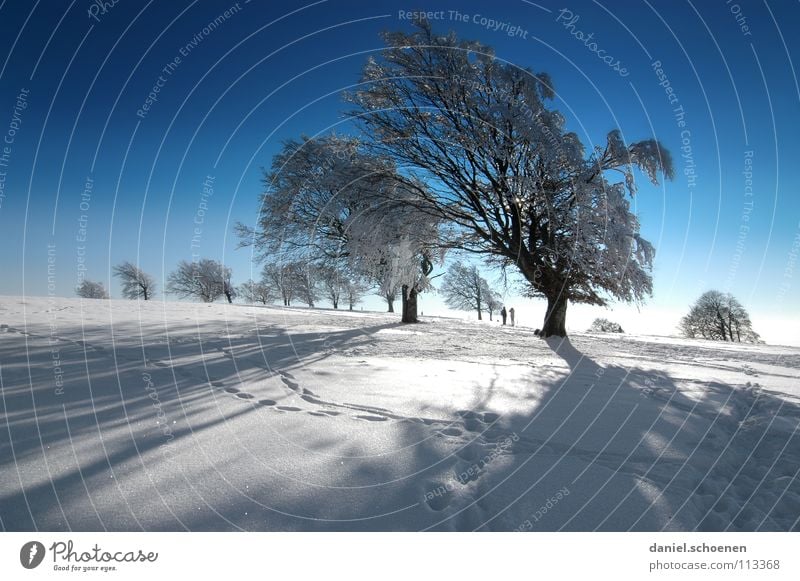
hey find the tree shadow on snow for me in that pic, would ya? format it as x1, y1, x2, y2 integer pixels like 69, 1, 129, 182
2, 320, 798, 531
458, 337, 800, 531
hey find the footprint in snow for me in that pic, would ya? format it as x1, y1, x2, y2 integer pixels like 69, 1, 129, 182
236, 392, 254, 400
258, 399, 276, 406
482, 412, 500, 424
224, 387, 239, 394
456, 410, 479, 419
280, 376, 300, 390
439, 427, 462, 437
277, 406, 301, 412
301, 394, 325, 404
455, 445, 480, 461
423, 483, 452, 511
355, 414, 388, 422
463, 418, 484, 432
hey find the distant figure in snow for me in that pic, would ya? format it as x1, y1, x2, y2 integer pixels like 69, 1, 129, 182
500, 306, 507, 325
509, 308, 515, 327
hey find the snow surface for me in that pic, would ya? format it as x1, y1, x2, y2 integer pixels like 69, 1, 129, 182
1, 296, 799, 531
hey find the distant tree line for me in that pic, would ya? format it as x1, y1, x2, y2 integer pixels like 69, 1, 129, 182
75, 258, 373, 311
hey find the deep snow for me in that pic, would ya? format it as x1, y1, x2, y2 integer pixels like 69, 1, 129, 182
1, 296, 798, 531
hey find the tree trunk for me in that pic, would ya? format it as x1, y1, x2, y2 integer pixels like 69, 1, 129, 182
477, 309, 482, 321
541, 293, 568, 337
386, 293, 395, 313
489, 310, 493, 321
143, 287, 149, 301
401, 284, 418, 323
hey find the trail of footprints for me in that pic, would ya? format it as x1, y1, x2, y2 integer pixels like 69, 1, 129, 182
6, 324, 523, 519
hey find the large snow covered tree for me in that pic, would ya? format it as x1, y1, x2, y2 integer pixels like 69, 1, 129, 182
113, 261, 156, 300
346, 21, 673, 337
166, 259, 232, 303
440, 261, 494, 320
237, 135, 442, 323
679, 290, 760, 343
344, 205, 441, 323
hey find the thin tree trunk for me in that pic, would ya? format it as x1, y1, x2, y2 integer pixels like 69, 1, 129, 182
386, 293, 395, 313
541, 293, 568, 337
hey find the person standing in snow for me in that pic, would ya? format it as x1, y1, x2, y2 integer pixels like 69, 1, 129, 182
509, 307, 515, 327
500, 306, 507, 325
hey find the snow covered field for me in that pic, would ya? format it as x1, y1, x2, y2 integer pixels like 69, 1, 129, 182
1, 296, 799, 531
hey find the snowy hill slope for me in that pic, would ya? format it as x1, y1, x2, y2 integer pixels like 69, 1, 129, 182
1, 296, 798, 531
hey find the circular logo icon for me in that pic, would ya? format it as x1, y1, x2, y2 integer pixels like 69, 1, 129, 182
20, 541, 45, 569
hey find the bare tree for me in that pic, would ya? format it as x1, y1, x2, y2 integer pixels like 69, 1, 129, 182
217, 266, 236, 304
263, 263, 297, 306
238, 279, 273, 305
346, 21, 673, 336
166, 259, 230, 303
345, 278, 369, 311
293, 265, 319, 308
679, 291, 760, 342
483, 284, 502, 322
318, 265, 348, 309
76, 279, 108, 299
372, 261, 401, 312
439, 261, 492, 320
113, 261, 156, 300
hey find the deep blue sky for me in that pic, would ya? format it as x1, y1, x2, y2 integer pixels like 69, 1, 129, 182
0, 0, 797, 343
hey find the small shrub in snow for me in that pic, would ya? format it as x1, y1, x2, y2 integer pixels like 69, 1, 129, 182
587, 318, 624, 333
76, 279, 108, 299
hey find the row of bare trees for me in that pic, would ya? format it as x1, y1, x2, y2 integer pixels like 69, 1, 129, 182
239, 261, 369, 310
75, 259, 372, 310
76, 261, 156, 300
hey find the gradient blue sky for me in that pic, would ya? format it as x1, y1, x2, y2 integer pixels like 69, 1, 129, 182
0, 0, 797, 344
